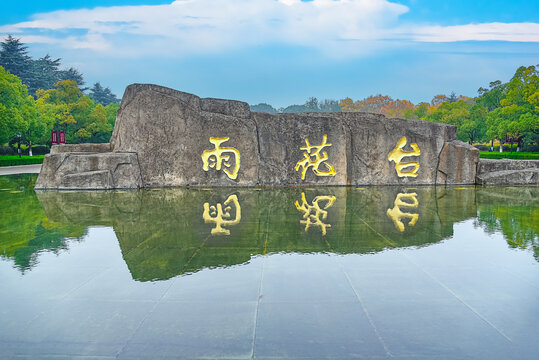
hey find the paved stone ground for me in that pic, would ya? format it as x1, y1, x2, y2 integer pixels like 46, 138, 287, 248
0, 164, 41, 175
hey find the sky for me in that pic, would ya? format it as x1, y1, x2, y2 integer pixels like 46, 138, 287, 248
0, 0, 538, 107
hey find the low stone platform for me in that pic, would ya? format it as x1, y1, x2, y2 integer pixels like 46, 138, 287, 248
476, 159, 539, 185
34, 83, 523, 190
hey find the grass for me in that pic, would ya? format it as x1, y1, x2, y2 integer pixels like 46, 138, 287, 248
0, 155, 45, 167
480, 152, 539, 160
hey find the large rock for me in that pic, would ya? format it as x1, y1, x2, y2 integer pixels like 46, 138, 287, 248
476, 159, 539, 185
437, 140, 480, 185
36, 84, 486, 189
35, 150, 142, 190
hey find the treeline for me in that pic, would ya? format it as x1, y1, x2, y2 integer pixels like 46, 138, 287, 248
251, 98, 341, 113
252, 65, 539, 151
0, 36, 120, 154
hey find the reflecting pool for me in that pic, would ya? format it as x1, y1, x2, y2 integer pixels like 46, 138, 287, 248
1, 174, 538, 359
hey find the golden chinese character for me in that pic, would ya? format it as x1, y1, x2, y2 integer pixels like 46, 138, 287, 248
386, 192, 419, 232
295, 192, 336, 235
388, 136, 420, 177
202, 137, 241, 180
295, 134, 337, 180
203, 194, 241, 235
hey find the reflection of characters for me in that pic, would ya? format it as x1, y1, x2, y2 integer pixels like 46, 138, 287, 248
295, 192, 336, 235
386, 192, 419, 232
388, 136, 420, 177
295, 134, 336, 180
202, 137, 241, 180
203, 194, 242, 235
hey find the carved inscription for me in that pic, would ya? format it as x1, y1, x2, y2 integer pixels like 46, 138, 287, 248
202, 137, 240, 180
388, 137, 420, 177
295, 135, 336, 180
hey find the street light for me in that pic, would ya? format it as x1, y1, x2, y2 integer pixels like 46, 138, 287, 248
17, 132, 22, 158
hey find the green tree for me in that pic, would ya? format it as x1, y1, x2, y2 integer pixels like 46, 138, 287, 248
485, 65, 539, 151
0, 35, 33, 89
319, 99, 341, 112
0, 66, 40, 148
28, 54, 62, 96
477, 80, 506, 111
89, 82, 119, 105
250, 103, 277, 113
424, 99, 487, 144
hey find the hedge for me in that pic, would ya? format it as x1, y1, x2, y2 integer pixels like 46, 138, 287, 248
480, 152, 539, 160
0, 155, 45, 167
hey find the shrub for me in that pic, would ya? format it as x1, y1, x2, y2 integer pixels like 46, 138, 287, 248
0, 155, 45, 166
474, 144, 489, 151
480, 152, 539, 160
30, 146, 50, 155
0, 146, 15, 155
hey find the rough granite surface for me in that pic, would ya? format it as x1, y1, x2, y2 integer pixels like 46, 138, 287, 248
476, 159, 539, 185
35, 83, 534, 189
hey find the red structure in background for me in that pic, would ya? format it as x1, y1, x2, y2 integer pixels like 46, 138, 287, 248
51, 130, 58, 144
59, 130, 65, 144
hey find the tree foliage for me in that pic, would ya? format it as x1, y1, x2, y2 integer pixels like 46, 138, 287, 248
89, 82, 120, 106
0, 36, 93, 96
0, 66, 42, 144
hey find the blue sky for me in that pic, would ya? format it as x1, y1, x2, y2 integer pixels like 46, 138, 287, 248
1, 0, 538, 107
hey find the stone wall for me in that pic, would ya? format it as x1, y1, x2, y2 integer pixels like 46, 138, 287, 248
36, 84, 484, 189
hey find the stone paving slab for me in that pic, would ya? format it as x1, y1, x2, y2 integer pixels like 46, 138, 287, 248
0, 164, 41, 175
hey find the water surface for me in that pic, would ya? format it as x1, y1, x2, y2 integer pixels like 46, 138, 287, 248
1, 174, 538, 359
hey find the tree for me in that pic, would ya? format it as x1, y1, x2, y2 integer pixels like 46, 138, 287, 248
431, 94, 449, 107
477, 80, 506, 111
1, 36, 87, 96
0, 35, 33, 90
58, 67, 86, 91
381, 99, 415, 119
250, 103, 277, 113
319, 99, 341, 112
29, 55, 62, 96
0, 66, 40, 149
340, 95, 394, 113
304, 97, 320, 112
484, 65, 539, 151
105, 102, 120, 130
88, 82, 119, 106
281, 104, 310, 113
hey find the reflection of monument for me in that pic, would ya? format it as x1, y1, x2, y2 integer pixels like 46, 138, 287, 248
386, 192, 419, 232
203, 194, 241, 235
295, 192, 336, 235
36, 186, 483, 281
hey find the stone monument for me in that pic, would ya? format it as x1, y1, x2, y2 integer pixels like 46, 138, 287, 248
35, 83, 501, 189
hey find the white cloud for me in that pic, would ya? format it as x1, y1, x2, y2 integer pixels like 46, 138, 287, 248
0, 0, 537, 59
409, 22, 539, 43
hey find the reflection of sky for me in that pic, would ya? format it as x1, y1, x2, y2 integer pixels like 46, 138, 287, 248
0, 0, 537, 106
1, 222, 538, 358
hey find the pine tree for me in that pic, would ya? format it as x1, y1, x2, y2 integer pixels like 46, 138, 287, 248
0, 35, 33, 86
89, 82, 120, 105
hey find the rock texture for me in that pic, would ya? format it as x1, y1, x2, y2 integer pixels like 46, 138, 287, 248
35, 150, 142, 190
476, 159, 539, 185
36, 84, 498, 189
437, 140, 480, 185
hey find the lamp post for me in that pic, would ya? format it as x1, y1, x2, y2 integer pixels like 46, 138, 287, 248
17, 132, 22, 158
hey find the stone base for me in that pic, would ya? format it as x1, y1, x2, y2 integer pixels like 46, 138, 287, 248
35, 147, 142, 190
476, 159, 539, 185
